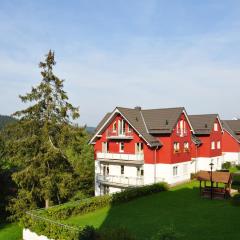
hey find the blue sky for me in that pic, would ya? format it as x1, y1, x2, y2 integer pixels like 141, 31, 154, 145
0, 1, 240, 126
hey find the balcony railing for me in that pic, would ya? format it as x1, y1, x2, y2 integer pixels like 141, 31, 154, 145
97, 174, 144, 187
176, 129, 188, 137
97, 152, 144, 161
106, 129, 133, 139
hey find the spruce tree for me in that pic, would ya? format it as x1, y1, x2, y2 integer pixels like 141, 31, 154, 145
7, 51, 80, 219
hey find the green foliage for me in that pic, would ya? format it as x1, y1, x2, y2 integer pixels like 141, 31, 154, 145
5, 51, 83, 220
232, 173, 240, 186
111, 183, 169, 205
222, 162, 231, 170
45, 195, 111, 220
24, 183, 168, 222
235, 165, 240, 170
0, 115, 16, 130
151, 226, 181, 240
231, 194, 240, 206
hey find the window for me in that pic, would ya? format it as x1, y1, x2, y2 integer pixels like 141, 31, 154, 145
119, 142, 124, 152
214, 123, 218, 131
173, 166, 178, 176
102, 142, 109, 153
137, 167, 144, 177
136, 142, 143, 154
113, 121, 117, 132
103, 186, 109, 195
121, 165, 124, 175
174, 142, 180, 153
118, 119, 125, 135
184, 142, 189, 152
102, 165, 109, 176
217, 141, 221, 149
128, 125, 132, 132
177, 120, 187, 137
211, 141, 215, 150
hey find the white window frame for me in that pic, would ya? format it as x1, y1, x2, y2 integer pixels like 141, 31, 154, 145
119, 142, 124, 152
217, 141, 221, 149
112, 121, 117, 132
121, 165, 124, 175
211, 141, 215, 150
173, 166, 178, 176
136, 142, 143, 154
214, 123, 218, 131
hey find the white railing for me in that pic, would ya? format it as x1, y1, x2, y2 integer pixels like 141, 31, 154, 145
106, 129, 133, 139
97, 174, 144, 186
97, 152, 144, 161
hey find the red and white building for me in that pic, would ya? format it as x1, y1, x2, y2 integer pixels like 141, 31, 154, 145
189, 114, 223, 172
222, 120, 240, 164
90, 107, 195, 196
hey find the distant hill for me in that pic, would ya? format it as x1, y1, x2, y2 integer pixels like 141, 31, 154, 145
0, 115, 16, 130
86, 126, 95, 134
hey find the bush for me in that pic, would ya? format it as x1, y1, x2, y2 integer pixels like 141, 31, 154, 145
42, 182, 168, 220
222, 162, 231, 170
45, 195, 111, 220
112, 183, 168, 205
22, 182, 168, 239
151, 226, 181, 240
231, 194, 240, 206
232, 173, 240, 186
235, 165, 240, 170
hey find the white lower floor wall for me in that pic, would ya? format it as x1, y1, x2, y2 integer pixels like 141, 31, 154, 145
23, 229, 53, 240
222, 152, 240, 165
95, 160, 192, 195
190, 156, 223, 173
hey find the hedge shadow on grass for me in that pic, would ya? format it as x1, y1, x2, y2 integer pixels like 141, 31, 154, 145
98, 184, 239, 240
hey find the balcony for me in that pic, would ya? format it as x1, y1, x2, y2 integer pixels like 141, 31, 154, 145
97, 152, 144, 162
106, 129, 133, 140
97, 174, 144, 187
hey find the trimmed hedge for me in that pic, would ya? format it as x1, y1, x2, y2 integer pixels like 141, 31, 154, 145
222, 162, 231, 170
43, 182, 168, 220
22, 182, 168, 239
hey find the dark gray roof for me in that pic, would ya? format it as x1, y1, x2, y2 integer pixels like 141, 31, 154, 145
189, 114, 219, 135
142, 107, 185, 134
94, 112, 112, 133
91, 106, 188, 147
222, 120, 240, 142
117, 107, 161, 147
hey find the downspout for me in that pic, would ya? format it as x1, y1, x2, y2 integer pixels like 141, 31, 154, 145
154, 146, 159, 183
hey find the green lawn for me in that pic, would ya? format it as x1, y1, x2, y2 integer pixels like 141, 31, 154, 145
0, 223, 21, 240
64, 181, 240, 240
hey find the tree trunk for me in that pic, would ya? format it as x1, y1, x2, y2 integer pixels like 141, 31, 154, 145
45, 199, 50, 209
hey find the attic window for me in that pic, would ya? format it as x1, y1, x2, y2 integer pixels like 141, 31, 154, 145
135, 117, 138, 122
205, 124, 208, 128
166, 120, 169, 125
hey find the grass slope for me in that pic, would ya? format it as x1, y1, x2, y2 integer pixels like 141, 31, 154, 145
0, 223, 21, 240
64, 181, 240, 240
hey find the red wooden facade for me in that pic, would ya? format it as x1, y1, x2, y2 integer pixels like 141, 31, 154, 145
94, 112, 193, 164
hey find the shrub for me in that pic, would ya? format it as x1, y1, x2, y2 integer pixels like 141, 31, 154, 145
112, 183, 168, 205
235, 165, 240, 170
22, 182, 168, 239
231, 194, 240, 206
151, 226, 181, 240
232, 173, 240, 186
42, 182, 168, 220
222, 162, 231, 170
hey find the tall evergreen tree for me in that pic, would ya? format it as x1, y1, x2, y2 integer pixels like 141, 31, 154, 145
7, 51, 80, 219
